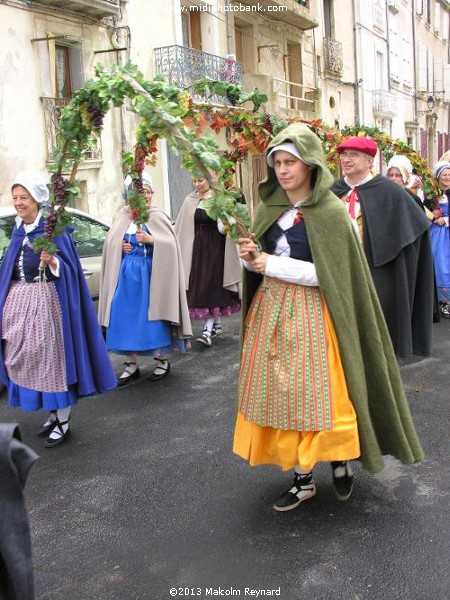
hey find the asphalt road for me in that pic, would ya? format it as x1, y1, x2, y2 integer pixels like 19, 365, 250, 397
1, 316, 449, 600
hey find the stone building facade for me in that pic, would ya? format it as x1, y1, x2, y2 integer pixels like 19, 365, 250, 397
0, 0, 448, 216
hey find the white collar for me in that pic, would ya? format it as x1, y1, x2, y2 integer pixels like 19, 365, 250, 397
344, 173, 373, 189
15, 210, 42, 233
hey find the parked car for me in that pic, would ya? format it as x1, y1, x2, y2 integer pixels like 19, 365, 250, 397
0, 206, 110, 301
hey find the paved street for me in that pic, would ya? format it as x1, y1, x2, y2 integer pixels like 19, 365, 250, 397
1, 316, 449, 600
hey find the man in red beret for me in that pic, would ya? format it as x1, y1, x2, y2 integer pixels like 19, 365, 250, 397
331, 136, 434, 358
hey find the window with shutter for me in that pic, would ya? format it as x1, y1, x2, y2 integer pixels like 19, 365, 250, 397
418, 45, 428, 92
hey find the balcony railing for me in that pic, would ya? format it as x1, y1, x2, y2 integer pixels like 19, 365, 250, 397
372, 90, 397, 118
273, 78, 317, 115
323, 37, 343, 75
154, 46, 243, 104
36, 0, 120, 19
240, 1, 317, 30
41, 97, 102, 162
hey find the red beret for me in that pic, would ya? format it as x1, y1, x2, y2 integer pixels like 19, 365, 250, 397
336, 137, 378, 157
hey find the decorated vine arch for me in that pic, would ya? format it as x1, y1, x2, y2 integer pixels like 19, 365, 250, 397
36, 61, 440, 254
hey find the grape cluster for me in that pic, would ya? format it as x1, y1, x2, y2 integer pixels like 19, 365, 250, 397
135, 158, 145, 172
226, 89, 240, 106
87, 102, 104, 132
227, 148, 244, 162
135, 145, 147, 172
178, 91, 190, 114
135, 176, 144, 194
261, 113, 273, 133
51, 175, 66, 200
44, 212, 57, 238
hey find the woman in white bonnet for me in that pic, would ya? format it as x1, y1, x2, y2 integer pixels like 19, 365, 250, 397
387, 154, 434, 217
386, 154, 414, 188
98, 175, 192, 385
0, 171, 117, 447
426, 161, 450, 318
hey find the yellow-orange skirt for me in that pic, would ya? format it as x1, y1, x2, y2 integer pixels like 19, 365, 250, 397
233, 281, 360, 472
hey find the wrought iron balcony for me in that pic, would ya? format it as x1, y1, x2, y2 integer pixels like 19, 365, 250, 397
323, 37, 343, 75
40, 97, 102, 162
154, 46, 243, 104
237, 1, 317, 30
372, 90, 397, 118
35, 0, 120, 19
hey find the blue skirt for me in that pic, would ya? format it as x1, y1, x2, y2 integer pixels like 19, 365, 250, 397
429, 223, 450, 294
8, 381, 78, 411
106, 254, 172, 354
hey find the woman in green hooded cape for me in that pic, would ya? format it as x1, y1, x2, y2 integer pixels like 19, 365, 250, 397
233, 123, 424, 512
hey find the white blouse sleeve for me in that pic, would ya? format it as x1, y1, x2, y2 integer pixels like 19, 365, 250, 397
265, 255, 319, 286
48, 256, 61, 278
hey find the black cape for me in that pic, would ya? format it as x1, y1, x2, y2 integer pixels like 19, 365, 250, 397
0, 424, 38, 600
407, 189, 440, 323
331, 175, 434, 357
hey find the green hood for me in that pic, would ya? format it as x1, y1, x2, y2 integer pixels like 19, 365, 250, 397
258, 122, 334, 212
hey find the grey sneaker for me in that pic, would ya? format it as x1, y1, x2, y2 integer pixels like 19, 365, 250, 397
196, 331, 212, 346
211, 324, 223, 338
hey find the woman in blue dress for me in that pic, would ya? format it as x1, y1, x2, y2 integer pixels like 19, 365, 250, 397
428, 162, 450, 319
0, 172, 117, 447
98, 177, 192, 386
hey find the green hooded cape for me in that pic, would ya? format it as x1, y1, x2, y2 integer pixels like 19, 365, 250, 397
242, 123, 424, 473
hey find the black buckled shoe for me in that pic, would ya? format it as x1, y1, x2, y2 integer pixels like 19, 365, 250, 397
440, 303, 450, 319
273, 472, 316, 512
37, 411, 57, 437
117, 362, 140, 387
331, 461, 354, 501
45, 419, 70, 449
149, 358, 171, 381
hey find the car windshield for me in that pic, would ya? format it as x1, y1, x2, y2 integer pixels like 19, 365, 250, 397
70, 213, 109, 257
0, 212, 109, 261
0, 215, 15, 262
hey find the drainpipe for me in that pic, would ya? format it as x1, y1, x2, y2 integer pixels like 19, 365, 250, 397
352, 0, 360, 125
226, 0, 233, 55
312, 27, 319, 118
412, 0, 419, 144
312, 27, 318, 89
385, 2, 391, 89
